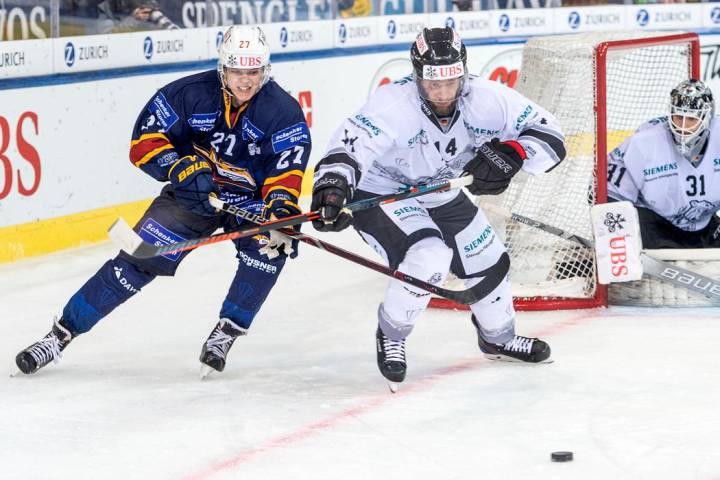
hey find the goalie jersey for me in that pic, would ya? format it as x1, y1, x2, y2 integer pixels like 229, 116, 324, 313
129, 69, 310, 208
316, 75, 565, 206
608, 117, 720, 232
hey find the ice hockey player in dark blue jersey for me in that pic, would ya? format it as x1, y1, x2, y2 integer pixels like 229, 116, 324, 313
15, 25, 311, 377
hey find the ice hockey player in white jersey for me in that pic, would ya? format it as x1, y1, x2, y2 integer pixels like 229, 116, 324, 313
310, 27, 566, 389
608, 79, 720, 248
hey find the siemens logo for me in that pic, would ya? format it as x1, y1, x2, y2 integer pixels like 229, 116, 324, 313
643, 162, 678, 176
464, 226, 494, 253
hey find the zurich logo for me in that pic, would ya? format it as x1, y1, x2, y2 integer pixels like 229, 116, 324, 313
636, 9, 649, 26
338, 23, 347, 43
387, 19, 397, 39
143, 36, 153, 60
568, 11, 581, 29
64, 42, 75, 67
445, 17, 455, 29
498, 14, 510, 32
215, 31, 223, 49
280, 26, 288, 48
712, 7, 720, 23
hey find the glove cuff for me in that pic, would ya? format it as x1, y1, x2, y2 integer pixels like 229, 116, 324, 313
500, 140, 527, 161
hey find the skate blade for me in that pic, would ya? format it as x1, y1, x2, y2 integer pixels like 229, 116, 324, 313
200, 365, 214, 380
388, 382, 399, 393
483, 353, 554, 364
9, 370, 24, 378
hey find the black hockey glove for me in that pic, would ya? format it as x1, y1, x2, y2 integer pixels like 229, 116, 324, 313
310, 172, 353, 232
169, 155, 219, 216
463, 138, 526, 196
264, 196, 302, 220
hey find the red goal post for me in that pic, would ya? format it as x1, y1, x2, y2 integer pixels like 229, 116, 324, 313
430, 32, 700, 312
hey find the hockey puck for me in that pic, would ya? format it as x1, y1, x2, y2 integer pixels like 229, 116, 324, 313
551, 451, 573, 462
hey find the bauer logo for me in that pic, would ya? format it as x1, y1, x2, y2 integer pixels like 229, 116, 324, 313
64, 42, 75, 67
498, 14, 510, 32
387, 20, 397, 39
445, 17, 455, 29
712, 7, 720, 24
568, 11, 581, 29
280, 27, 288, 48
338, 23, 347, 43
636, 9, 649, 26
144, 36, 153, 60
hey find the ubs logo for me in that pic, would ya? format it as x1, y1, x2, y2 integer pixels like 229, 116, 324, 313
280, 27, 288, 48
498, 14, 510, 32
445, 17, 455, 29
338, 23, 347, 43
712, 7, 720, 24
636, 9, 649, 26
387, 19, 397, 39
568, 11, 581, 29
144, 36, 153, 59
64, 42, 75, 67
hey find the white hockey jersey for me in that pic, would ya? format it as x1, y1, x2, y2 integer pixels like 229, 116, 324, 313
316, 75, 565, 207
608, 117, 720, 232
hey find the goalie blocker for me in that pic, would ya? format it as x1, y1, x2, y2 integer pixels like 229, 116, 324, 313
590, 201, 643, 285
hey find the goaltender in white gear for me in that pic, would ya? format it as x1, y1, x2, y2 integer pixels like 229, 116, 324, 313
311, 27, 567, 388
607, 79, 720, 249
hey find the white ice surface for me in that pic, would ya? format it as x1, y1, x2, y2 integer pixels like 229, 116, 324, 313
2, 230, 720, 480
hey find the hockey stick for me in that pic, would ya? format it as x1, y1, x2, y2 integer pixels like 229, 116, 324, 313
210, 196, 509, 304
485, 205, 720, 304
107, 197, 508, 304
108, 176, 474, 259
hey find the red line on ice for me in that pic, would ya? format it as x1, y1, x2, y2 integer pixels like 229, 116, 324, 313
180, 312, 597, 480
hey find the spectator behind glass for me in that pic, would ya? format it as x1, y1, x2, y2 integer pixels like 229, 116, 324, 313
336, 0, 372, 17
97, 0, 179, 33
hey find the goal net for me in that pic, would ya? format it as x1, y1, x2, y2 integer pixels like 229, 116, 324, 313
431, 32, 700, 311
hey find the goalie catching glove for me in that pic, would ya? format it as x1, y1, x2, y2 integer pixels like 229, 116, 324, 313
311, 172, 354, 232
463, 138, 526, 195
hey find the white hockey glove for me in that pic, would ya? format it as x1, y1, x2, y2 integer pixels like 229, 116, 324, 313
258, 229, 295, 260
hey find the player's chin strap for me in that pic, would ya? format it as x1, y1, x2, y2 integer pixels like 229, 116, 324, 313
483, 203, 720, 304
108, 175, 475, 260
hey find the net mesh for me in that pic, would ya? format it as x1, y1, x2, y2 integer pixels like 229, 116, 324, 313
476, 32, 694, 306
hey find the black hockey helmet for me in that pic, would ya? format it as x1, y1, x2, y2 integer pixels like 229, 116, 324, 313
669, 79, 714, 161
410, 27, 467, 110
410, 27, 467, 79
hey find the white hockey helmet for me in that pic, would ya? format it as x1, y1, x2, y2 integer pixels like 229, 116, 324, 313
217, 25, 271, 92
669, 79, 714, 161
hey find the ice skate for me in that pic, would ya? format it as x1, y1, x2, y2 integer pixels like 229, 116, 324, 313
15, 318, 74, 375
375, 326, 406, 392
199, 318, 246, 379
471, 315, 552, 363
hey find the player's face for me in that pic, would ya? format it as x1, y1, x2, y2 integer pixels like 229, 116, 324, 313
419, 78, 462, 115
671, 114, 702, 134
224, 67, 263, 105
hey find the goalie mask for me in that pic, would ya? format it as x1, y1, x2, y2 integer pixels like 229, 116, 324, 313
410, 27, 467, 110
217, 25, 271, 97
669, 79, 714, 161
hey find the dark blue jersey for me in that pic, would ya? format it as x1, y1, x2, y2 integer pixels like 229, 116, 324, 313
130, 69, 311, 207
